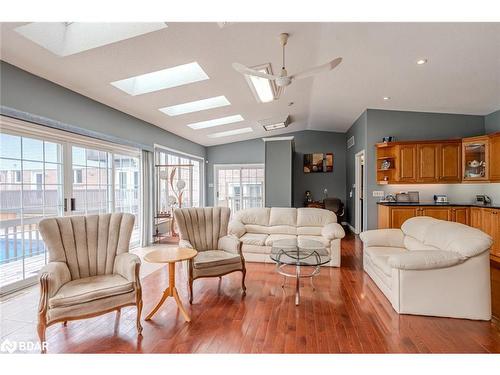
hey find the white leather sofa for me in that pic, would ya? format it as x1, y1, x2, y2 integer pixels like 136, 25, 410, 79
360, 216, 492, 320
228, 207, 345, 267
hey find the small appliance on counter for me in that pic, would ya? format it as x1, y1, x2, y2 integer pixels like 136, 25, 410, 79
382, 194, 396, 202
433, 194, 449, 203
395, 191, 420, 203
475, 195, 492, 205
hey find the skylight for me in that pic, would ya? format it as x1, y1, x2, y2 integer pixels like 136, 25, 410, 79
187, 115, 244, 130
208, 127, 254, 138
159, 96, 230, 116
14, 22, 168, 57
111, 62, 209, 96
245, 64, 277, 103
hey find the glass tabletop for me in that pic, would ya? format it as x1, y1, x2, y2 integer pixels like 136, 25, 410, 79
270, 238, 330, 266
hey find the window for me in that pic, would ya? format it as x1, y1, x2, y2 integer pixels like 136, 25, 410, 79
214, 164, 264, 213
1, 116, 143, 294
155, 147, 203, 211
73, 169, 83, 184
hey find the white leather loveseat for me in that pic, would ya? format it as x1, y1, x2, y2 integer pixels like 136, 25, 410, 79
360, 216, 492, 320
228, 207, 345, 267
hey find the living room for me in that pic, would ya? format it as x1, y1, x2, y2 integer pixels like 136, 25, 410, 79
1, 0, 500, 371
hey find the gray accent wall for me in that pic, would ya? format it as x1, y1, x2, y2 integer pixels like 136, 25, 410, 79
0, 61, 206, 157
265, 139, 293, 207
365, 109, 485, 229
345, 111, 367, 229
205, 138, 265, 206
290, 130, 346, 209
485, 109, 500, 133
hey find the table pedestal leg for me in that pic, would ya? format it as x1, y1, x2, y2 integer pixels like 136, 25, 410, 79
145, 262, 191, 322
295, 264, 301, 306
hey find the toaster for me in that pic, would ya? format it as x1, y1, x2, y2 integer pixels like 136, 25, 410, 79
433, 194, 448, 203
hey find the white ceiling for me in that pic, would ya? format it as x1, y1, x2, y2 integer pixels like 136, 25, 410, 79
1, 22, 499, 146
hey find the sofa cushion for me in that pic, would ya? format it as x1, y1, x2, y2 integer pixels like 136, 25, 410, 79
265, 234, 297, 247
404, 235, 440, 251
49, 274, 134, 308
268, 225, 297, 235
245, 224, 271, 234
297, 226, 322, 236
269, 207, 297, 226
241, 244, 271, 254
298, 235, 331, 248
402, 216, 493, 258
297, 208, 337, 226
236, 207, 270, 226
240, 233, 268, 246
193, 250, 241, 269
364, 246, 406, 277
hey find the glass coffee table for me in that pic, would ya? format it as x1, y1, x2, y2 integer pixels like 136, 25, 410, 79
270, 238, 330, 305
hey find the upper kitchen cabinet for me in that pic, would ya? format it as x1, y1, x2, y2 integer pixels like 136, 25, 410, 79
489, 132, 500, 182
438, 142, 462, 182
462, 135, 489, 181
416, 143, 439, 182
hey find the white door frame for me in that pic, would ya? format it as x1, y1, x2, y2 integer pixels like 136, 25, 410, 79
354, 150, 366, 234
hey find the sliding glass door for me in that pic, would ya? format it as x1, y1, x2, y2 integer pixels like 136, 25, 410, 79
0, 119, 142, 293
214, 164, 265, 213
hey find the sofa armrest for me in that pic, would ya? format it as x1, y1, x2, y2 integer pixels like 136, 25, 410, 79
360, 229, 405, 248
228, 220, 246, 238
388, 250, 464, 270
321, 223, 345, 240
39, 262, 71, 298
114, 253, 141, 282
218, 235, 241, 254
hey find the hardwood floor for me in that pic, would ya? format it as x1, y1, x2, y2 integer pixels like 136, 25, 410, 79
10, 232, 500, 353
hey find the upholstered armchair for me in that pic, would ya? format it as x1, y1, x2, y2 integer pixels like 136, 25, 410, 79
174, 207, 246, 304
37, 213, 143, 352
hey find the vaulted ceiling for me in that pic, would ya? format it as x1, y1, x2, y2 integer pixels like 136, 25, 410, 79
1, 22, 499, 146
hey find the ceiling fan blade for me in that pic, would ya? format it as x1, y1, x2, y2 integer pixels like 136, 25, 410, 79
290, 57, 342, 80
275, 85, 284, 100
232, 62, 277, 80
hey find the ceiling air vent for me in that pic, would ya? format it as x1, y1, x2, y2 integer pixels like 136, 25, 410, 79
347, 136, 355, 149
259, 115, 291, 131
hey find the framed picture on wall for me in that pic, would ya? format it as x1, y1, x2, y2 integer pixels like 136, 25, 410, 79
303, 152, 334, 173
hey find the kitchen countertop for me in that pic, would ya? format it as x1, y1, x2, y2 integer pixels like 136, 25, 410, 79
377, 201, 500, 209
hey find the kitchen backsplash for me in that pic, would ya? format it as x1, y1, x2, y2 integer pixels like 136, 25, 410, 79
380, 183, 500, 204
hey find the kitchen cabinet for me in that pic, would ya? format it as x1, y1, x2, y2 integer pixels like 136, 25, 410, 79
417, 144, 439, 182
419, 207, 451, 221
397, 145, 417, 183
482, 208, 500, 259
378, 205, 469, 229
489, 133, 500, 182
462, 135, 489, 181
470, 207, 482, 229
438, 142, 462, 182
451, 207, 469, 225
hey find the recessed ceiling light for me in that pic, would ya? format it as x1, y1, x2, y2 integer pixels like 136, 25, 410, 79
14, 22, 167, 56
416, 59, 428, 65
187, 115, 244, 130
244, 63, 277, 103
383, 96, 391, 100
111, 62, 209, 96
159, 96, 230, 116
207, 127, 254, 138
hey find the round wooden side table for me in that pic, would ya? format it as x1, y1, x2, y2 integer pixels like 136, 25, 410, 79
144, 246, 197, 322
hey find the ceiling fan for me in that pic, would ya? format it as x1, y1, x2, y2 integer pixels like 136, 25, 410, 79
232, 33, 342, 99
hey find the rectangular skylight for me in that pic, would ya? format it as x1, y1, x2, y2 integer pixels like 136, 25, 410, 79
187, 115, 244, 130
208, 127, 254, 138
245, 64, 277, 103
14, 22, 168, 57
111, 62, 209, 96
159, 96, 230, 116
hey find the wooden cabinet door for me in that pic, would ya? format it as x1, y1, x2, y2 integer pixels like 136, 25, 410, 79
417, 144, 439, 182
451, 207, 469, 225
470, 207, 482, 229
483, 209, 500, 257
397, 145, 417, 182
489, 134, 500, 182
390, 207, 418, 228
420, 207, 452, 221
439, 143, 461, 182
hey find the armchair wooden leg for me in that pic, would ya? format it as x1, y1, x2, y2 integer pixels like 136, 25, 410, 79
38, 273, 49, 354
37, 321, 47, 354
188, 260, 194, 304
241, 268, 247, 295
134, 264, 143, 335
63, 321, 68, 326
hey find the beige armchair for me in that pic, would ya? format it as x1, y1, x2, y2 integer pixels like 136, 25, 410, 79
174, 207, 246, 304
37, 213, 143, 352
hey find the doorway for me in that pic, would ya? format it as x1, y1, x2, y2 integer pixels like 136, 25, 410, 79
354, 150, 366, 234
